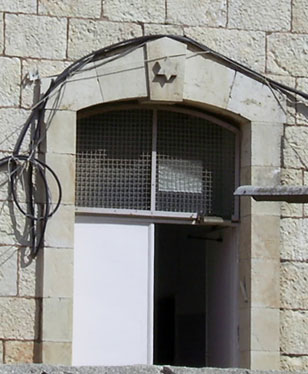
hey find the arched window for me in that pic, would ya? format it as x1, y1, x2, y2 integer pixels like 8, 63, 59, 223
76, 105, 239, 221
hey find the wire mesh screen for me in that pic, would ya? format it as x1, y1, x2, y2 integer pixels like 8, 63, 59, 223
76, 110, 152, 209
76, 108, 236, 219
156, 111, 235, 218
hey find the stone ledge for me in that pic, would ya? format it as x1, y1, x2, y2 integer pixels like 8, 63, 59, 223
0, 366, 306, 374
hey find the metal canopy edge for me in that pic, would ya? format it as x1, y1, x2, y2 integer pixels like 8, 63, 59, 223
234, 185, 308, 203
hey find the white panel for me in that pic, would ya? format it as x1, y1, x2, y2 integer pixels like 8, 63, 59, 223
72, 216, 154, 366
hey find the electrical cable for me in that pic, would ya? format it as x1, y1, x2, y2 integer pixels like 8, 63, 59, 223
0, 34, 307, 257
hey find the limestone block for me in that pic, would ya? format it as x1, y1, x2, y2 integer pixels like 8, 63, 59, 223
292, 0, 308, 32
250, 215, 280, 260
41, 342, 71, 365
239, 308, 250, 351
251, 308, 280, 351
41, 64, 102, 111
167, 0, 226, 27
22, 60, 70, 109
147, 38, 186, 102
185, 27, 265, 73
0, 58, 21, 107
266, 74, 296, 125
96, 46, 147, 103
281, 262, 308, 309
0, 108, 30, 152
19, 247, 43, 297
250, 166, 281, 186
68, 19, 142, 60
267, 33, 308, 76
43, 248, 73, 298
281, 168, 303, 185
283, 126, 308, 169
239, 215, 251, 259
229, 0, 290, 31
6, 15, 67, 59
0, 0, 36, 12
0, 13, 3, 54
228, 74, 286, 122
42, 297, 72, 342
183, 53, 235, 109
241, 123, 251, 169
294, 78, 308, 125
0, 201, 30, 247
251, 122, 283, 165
44, 153, 75, 205
251, 259, 280, 308
0, 297, 38, 339
281, 355, 308, 371
144, 24, 184, 36
281, 202, 303, 218
43, 110, 76, 154
5, 341, 36, 363
281, 218, 308, 261
44, 204, 74, 248
250, 351, 280, 370
0, 246, 17, 296
280, 310, 308, 354
104, 0, 165, 23
0, 340, 2, 363
39, 0, 101, 17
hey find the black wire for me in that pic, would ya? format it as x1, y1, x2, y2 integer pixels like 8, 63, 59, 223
0, 34, 306, 257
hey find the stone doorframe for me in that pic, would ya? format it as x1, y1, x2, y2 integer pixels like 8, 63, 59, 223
40, 36, 285, 368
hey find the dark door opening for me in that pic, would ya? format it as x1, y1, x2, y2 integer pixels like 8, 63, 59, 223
153, 223, 239, 368
154, 224, 207, 367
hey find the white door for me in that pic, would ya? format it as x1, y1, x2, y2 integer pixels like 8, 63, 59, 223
72, 216, 154, 366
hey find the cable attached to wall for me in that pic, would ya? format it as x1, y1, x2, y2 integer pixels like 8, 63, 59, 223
0, 34, 307, 258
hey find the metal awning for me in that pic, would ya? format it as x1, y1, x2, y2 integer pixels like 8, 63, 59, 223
234, 185, 308, 203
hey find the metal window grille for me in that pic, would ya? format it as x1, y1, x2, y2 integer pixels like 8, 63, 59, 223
76, 108, 236, 219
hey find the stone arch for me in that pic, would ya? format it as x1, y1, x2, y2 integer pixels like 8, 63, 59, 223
41, 36, 285, 368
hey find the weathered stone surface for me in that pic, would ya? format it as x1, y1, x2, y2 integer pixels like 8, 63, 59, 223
267, 33, 308, 76
251, 259, 280, 308
229, 0, 290, 31
39, 0, 101, 17
104, 0, 165, 23
42, 297, 72, 342
283, 126, 308, 169
43, 248, 73, 298
144, 24, 184, 36
0, 297, 38, 339
44, 205, 74, 248
19, 247, 43, 297
280, 218, 308, 260
280, 310, 308, 354
185, 28, 265, 72
281, 355, 308, 371
292, 0, 308, 32
22, 59, 70, 109
251, 308, 280, 351
167, 0, 227, 27
6, 15, 67, 59
42, 342, 71, 364
294, 78, 308, 125
0, 0, 36, 13
0, 341, 2, 363
251, 351, 280, 370
0, 58, 21, 107
4, 341, 36, 363
281, 168, 303, 185
281, 202, 303, 218
281, 262, 308, 309
0, 201, 30, 247
0, 14, 3, 55
0, 246, 17, 296
68, 19, 142, 59
0, 108, 30, 152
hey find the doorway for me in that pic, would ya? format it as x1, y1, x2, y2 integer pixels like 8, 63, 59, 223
72, 218, 239, 367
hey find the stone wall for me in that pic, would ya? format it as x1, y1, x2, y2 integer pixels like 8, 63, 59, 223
0, 0, 307, 370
